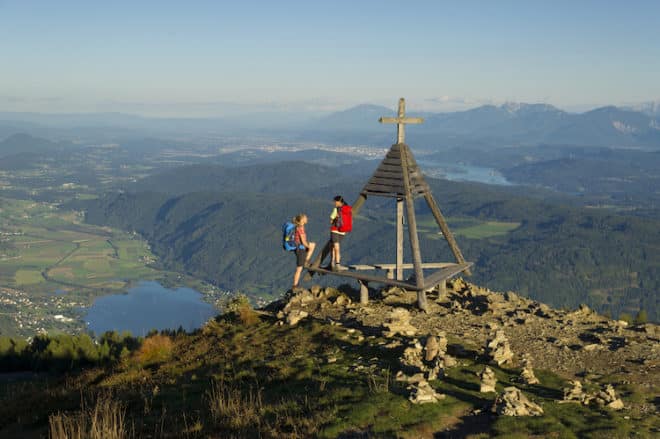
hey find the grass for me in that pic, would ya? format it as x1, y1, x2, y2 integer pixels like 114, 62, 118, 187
1, 312, 658, 437
14, 269, 44, 285
454, 221, 521, 239
49, 395, 128, 439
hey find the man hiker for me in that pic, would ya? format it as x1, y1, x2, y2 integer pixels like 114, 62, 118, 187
324, 195, 352, 271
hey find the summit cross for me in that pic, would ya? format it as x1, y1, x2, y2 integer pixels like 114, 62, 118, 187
379, 97, 424, 144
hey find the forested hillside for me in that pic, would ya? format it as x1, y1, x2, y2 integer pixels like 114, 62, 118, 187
79, 173, 659, 321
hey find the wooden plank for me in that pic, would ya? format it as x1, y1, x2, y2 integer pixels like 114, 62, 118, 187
379, 117, 424, 124
380, 158, 405, 167
363, 190, 403, 198
368, 176, 406, 186
347, 264, 376, 270
374, 164, 404, 173
374, 262, 457, 270
422, 263, 473, 291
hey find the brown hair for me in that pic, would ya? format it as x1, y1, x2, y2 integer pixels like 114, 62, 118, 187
293, 214, 306, 226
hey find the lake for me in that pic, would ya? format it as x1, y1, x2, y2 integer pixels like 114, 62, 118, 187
418, 160, 512, 185
84, 281, 217, 336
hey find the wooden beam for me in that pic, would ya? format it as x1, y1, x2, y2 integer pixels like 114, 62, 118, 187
400, 144, 427, 311
374, 262, 457, 270
396, 197, 404, 280
422, 263, 473, 291
423, 192, 472, 276
307, 266, 418, 289
359, 281, 369, 305
379, 117, 424, 124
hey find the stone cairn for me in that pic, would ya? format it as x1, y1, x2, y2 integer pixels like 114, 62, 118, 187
486, 330, 514, 365
520, 355, 540, 385
492, 387, 544, 417
561, 380, 588, 404
479, 366, 497, 393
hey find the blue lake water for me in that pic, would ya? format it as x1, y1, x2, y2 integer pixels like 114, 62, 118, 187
418, 160, 511, 185
84, 281, 217, 337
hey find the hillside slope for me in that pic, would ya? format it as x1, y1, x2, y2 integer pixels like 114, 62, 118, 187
1, 281, 658, 437
79, 179, 660, 320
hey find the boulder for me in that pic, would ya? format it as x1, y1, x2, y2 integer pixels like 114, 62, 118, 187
286, 310, 308, 326
424, 336, 439, 362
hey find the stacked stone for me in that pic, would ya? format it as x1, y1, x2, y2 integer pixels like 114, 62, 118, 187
486, 330, 514, 365
520, 356, 540, 385
479, 366, 497, 393
492, 387, 544, 416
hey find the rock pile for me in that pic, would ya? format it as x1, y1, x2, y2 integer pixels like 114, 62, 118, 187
561, 380, 624, 410
424, 331, 456, 367
396, 373, 445, 404
479, 366, 497, 393
592, 384, 624, 410
486, 330, 514, 365
383, 308, 417, 337
492, 387, 544, 416
561, 380, 588, 403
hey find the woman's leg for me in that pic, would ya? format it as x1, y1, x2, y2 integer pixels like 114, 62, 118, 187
305, 242, 316, 264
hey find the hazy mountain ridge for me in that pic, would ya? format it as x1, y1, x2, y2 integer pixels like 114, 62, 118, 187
3, 102, 660, 148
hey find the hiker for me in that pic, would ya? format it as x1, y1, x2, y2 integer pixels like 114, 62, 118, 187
291, 214, 315, 289
328, 195, 352, 271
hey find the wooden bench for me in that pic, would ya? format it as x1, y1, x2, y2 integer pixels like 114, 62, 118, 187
307, 262, 472, 307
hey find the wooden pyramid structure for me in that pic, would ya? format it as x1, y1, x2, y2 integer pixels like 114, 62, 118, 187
308, 98, 472, 310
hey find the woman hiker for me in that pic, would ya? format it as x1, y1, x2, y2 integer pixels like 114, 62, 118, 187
292, 213, 316, 289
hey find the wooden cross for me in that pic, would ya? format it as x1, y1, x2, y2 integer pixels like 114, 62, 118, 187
379, 97, 424, 144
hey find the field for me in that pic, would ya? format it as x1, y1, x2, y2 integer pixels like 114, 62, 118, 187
0, 198, 158, 292
406, 215, 520, 240
0, 197, 164, 335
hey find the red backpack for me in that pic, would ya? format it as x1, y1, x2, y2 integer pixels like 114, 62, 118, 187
336, 204, 352, 233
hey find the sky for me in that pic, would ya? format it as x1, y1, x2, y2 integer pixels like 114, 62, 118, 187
1, 0, 659, 116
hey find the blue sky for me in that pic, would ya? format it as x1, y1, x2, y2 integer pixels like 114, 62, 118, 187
1, 0, 659, 116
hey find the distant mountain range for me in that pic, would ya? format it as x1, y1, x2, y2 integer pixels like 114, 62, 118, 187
305, 103, 660, 148
2, 102, 660, 148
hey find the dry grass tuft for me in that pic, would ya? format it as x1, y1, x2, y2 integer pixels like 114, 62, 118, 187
134, 334, 174, 367
222, 293, 260, 326
49, 395, 128, 439
205, 379, 263, 434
